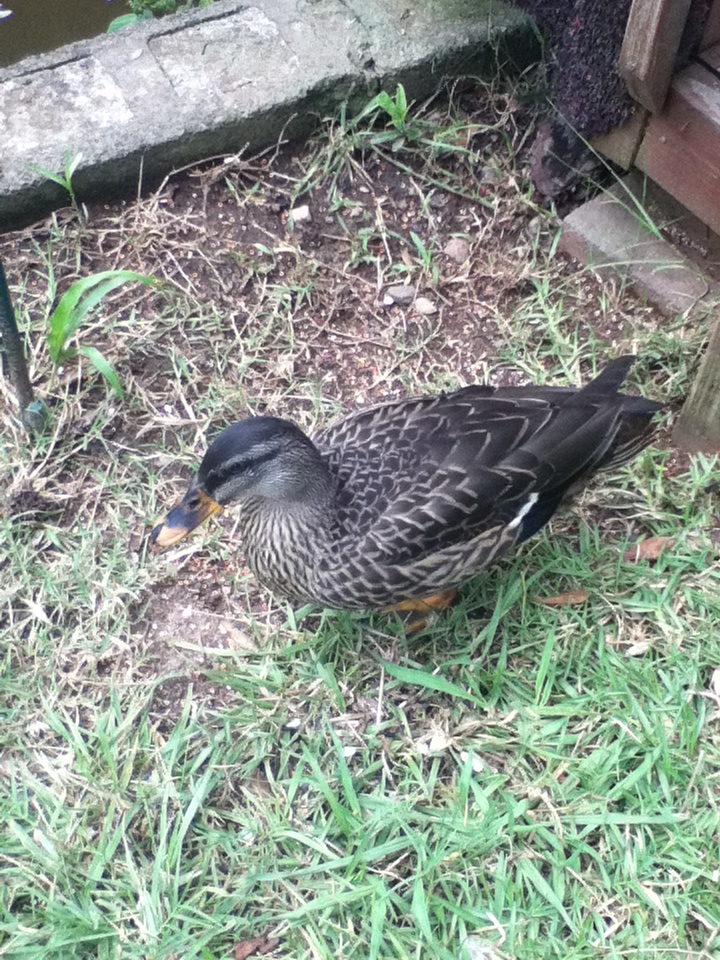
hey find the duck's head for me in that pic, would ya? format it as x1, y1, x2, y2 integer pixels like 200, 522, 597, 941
150, 416, 328, 548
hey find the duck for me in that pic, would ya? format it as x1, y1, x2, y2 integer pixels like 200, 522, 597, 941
151, 356, 661, 617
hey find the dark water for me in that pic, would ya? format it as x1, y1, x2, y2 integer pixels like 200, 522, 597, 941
0, 0, 128, 69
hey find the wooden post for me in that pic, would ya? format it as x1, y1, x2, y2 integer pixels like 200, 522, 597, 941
673, 315, 720, 452
635, 51, 720, 238
619, 0, 692, 113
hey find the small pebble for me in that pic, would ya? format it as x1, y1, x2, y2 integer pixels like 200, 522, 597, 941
443, 237, 470, 263
414, 296, 437, 316
290, 204, 312, 223
384, 284, 416, 305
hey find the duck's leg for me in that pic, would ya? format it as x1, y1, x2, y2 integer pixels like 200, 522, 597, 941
385, 589, 457, 614
383, 588, 457, 632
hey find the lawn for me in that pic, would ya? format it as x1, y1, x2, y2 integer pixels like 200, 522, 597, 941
1, 76, 719, 960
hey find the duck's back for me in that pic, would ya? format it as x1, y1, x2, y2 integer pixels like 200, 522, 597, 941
313, 357, 661, 565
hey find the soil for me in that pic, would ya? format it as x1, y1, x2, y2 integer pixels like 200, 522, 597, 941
0, 82, 688, 717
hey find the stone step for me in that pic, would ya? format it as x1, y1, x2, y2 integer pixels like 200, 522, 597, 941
0, 0, 536, 228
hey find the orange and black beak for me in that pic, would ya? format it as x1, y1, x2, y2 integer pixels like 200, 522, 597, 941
150, 487, 223, 549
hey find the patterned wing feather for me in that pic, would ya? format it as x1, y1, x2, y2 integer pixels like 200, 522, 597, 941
314, 359, 660, 571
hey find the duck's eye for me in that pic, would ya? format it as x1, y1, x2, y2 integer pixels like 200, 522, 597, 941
187, 495, 201, 511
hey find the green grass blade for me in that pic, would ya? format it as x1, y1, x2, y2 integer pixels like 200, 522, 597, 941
534, 625, 556, 705
301, 745, 357, 838
77, 345, 124, 398
30, 165, 70, 190
518, 859, 575, 931
328, 727, 361, 818
369, 881, 389, 960
411, 874, 433, 941
47, 270, 157, 361
379, 658, 480, 704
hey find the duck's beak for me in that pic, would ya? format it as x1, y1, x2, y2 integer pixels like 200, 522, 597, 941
150, 487, 223, 549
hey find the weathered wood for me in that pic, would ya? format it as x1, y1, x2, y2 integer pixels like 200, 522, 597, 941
635, 55, 720, 236
701, 0, 720, 50
699, 39, 720, 69
592, 108, 649, 169
619, 0, 692, 113
673, 314, 720, 452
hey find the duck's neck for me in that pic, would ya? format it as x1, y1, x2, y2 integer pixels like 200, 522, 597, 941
236, 477, 337, 603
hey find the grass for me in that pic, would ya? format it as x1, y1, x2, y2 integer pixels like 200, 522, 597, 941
1, 76, 720, 959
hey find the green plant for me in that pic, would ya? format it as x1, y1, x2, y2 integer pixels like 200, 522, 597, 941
293, 85, 496, 212
409, 231, 439, 284
363, 85, 410, 130
130, 0, 191, 12
107, 10, 153, 32
47, 271, 158, 398
32, 151, 83, 216
108, 0, 213, 32
355, 84, 423, 152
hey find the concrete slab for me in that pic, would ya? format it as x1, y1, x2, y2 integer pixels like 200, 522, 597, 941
559, 175, 720, 319
0, 0, 535, 228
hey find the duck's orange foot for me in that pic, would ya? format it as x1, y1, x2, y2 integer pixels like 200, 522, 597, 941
382, 588, 457, 632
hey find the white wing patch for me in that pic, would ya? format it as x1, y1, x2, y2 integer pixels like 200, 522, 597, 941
507, 492, 539, 530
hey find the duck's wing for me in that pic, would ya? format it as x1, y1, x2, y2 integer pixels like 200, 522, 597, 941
317, 357, 661, 566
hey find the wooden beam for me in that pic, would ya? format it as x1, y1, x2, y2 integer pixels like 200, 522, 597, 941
701, 0, 720, 50
619, 0, 692, 113
592, 108, 648, 169
698, 39, 720, 70
635, 55, 720, 236
673, 314, 720, 452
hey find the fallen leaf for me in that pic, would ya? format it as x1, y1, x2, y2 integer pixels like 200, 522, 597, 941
625, 641, 651, 657
443, 237, 470, 263
400, 247, 414, 268
536, 589, 589, 606
428, 731, 452, 753
623, 537, 675, 564
235, 934, 279, 959
416, 727, 454, 755
464, 938, 503, 960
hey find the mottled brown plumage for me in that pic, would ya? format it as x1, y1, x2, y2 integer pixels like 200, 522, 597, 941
151, 357, 660, 612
